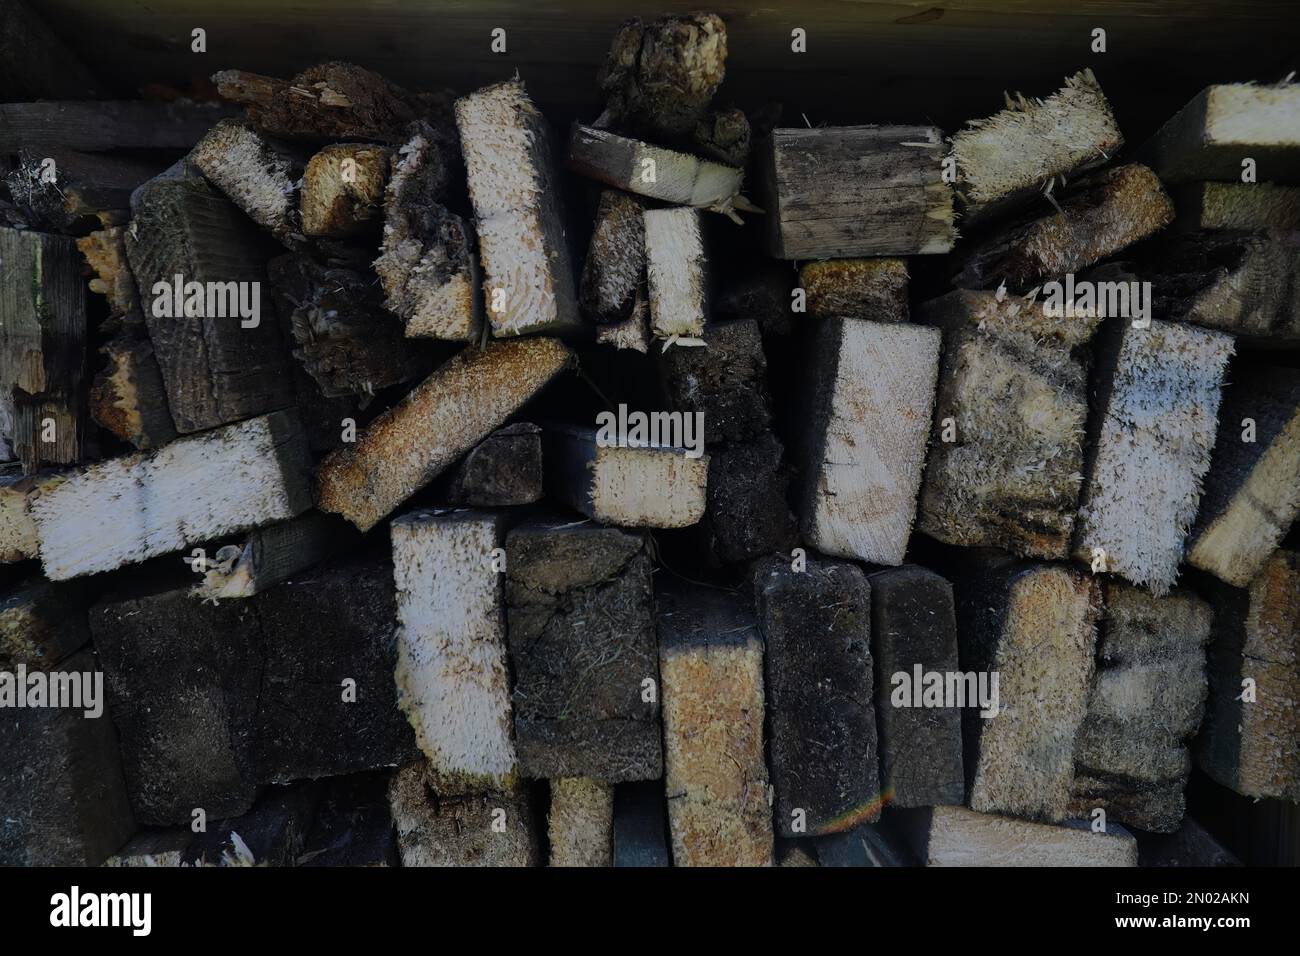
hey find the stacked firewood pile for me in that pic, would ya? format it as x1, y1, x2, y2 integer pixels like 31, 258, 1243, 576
1, 8, 1297, 867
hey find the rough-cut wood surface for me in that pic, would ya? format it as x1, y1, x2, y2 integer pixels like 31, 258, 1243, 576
0, 227, 88, 471
954, 560, 1099, 823
1069, 583, 1211, 832
950, 69, 1123, 225
301, 142, 391, 238
580, 189, 645, 324
0, 467, 61, 563
0, 575, 88, 666
456, 80, 581, 337
506, 520, 661, 782
765, 125, 955, 259
548, 778, 614, 867
391, 510, 518, 794
643, 206, 707, 339
543, 424, 708, 529
1196, 549, 1300, 801
1174, 182, 1300, 232
193, 512, 354, 601
567, 124, 744, 209
442, 422, 543, 506
0, 100, 232, 152
315, 338, 573, 531
189, 119, 306, 243
1186, 367, 1300, 587
800, 258, 909, 322
799, 318, 940, 565
869, 565, 965, 808
1073, 320, 1233, 596
954, 164, 1174, 290
89, 312, 178, 451
918, 289, 1100, 560
899, 806, 1136, 867
33, 411, 312, 580
125, 176, 295, 433
1139, 82, 1300, 184
753, 555, 879, 835
656, 580, 772, 867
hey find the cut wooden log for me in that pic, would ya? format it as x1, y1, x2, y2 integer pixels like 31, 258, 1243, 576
798, 318, 940, 565
6, 148, 163, 229
124, 176, 296, 433
753, 555, 880, 835
543, 424, 708, 529
1186, 367, 1300, 587
268, 252, 435, 397
0, 576, 89, 666
0, 0, 102, 100
442, 422, 543, 507
315, 338, 573, 531
0, 648, 136, 866
597, 13, 727, 139
612, 781, 669, 867
301, 142, 391, 238
1135, 230, 1300, 342
0, 100, 233, 153
954, 164, 1174, 290
952, 560, 1099, 822
656, 580, 772, 867
693, 106, 751, 168
33, 410, 311, 580
644, 207, 707, 339
567, 125, 744, 209
579, 190, 646, 324
388, 761, 539, 867
949, 69, 1123, 225
658, 318, 770, 444
548, 778, 614, 867
799, 259, 909, 322
88, 311, 178, 451
299, 772, 400, 867
1073, 320, 1234, 596
0, 467, 61, 564
1139, 82, 1300, 185
917, 288, 1101, 560
1068, 583, 1212, 833
189, 119, 306, 244
505, 520, 661, 782
1137, 817, 1242, 867
1196, 549, 1300, 801
700, 435, 799, 565
183, 782, 321, 867
374, 122, 479, 341
1174, 182, 1300, 232
594, 296, 652, 353
0, 227, 88, 471
192, 512, 355, 601
103, 830, 191, 868
391, 509, 518, 793
868, 565, 965, 808
897, 806, 1136, 867
212, 62, 447, 143
765, 125, 955, 259
456, 80, 580, 338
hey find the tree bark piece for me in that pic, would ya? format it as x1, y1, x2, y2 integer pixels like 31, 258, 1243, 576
799, 258, 909, 322
955, 164, 1174, 291
456, 80, 580, 338
542, 424, 708, 529
1073, 320, 1233, 596
567, 125, 744, 209
753, 555, 880, 835
391, 509, 518, 794
898, 806, 1136, 866
1174, 182, 1300, 231
1139, 82, 1300, 185
950, 70, 1123, 226
192, 512, 355, 601
765, 125, 955, 259
548, 778, 614, 867
1186, 367, 1300, 586
442, 422, 543, 507
656, 580, 773, 867
301, 143, 391, 237
1068, 583, 1211, 833
798, 318, 940, 565
868, 565, 965, 808
33, 411, 312, 581
644, 207, 707, 340
315, 338, 573, 531
579, 190, 645, 324
917, 288, 1101, 560
505, 520, 661, 782
1196, 549, 1300, 801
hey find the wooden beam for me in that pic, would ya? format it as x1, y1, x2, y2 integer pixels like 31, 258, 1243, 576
0, 100, 232, 153
765, 125, 955, 259
799, 258, 909, 322
1073, 320, 1234, 596
701, 435, 799, 565
390, 509, 518, 793
189, 119, 306, 244
753, 555, 880, 835
567, 124, 744, 209
1173, 182, 1300, 231
33, 411, 312, 580
316, 339, 571, 530
548, 778, 614, 867
658, 318, 770, 444
898, 806, 1136, 866
442, 422, 543, 507
192, 512, 355, 601
798, 318, 940, 565
301, 142, 391, 238
950, 69, 1122, 225
456, 80, 581, 338
579, 189, 645, 324
644, 207, 707, 339
656, 580, 773, 867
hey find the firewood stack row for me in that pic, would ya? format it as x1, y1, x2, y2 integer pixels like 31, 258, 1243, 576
1, 6, 1297, 867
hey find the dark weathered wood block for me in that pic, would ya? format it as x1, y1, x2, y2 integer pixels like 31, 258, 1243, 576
612, 780, 670, 868
442, 422, 543, 507
658, 318, 771, 445
702, 434, 799, 565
